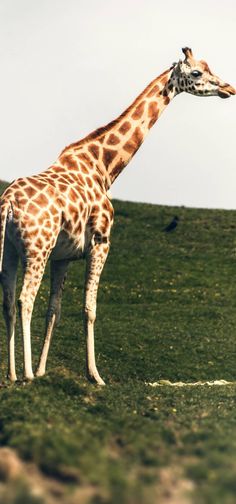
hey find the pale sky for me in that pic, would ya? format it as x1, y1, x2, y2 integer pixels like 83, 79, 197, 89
0, 0, 235, 208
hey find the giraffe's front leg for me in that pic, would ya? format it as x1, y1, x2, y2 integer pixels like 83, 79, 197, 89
84, 235, 110, 385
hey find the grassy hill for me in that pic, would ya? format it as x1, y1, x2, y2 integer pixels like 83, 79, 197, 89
1, 180, 236, 502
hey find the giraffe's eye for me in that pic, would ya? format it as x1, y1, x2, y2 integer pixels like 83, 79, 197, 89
191, 70, 203, 78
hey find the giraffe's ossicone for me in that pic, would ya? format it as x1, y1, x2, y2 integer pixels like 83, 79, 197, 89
0, 47, 235, 384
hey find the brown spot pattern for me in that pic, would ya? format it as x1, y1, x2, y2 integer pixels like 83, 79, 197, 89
87, 190, 94, 202
35, 237, 43, 249
14, 190, 24, 199
94, 188, 102, 200
123, 127, 143, 154
78, 152, 94, 168
80, 191, 87, 203
147, 85, 160, 97
80, 163, 89, 174
69, 188, 78, 202
86, 177, 93, 188
28, 178, 46, 191
60, 154, 77, 169
102, 148, 117, 168
50, 205, 58, 215
53, 167, 65, 174
119, 121, 131, 135
74, 222, 82, 234
111, 159, 124, 181
107, 134, 120, 145
131, 100, 145, 120
19, 198, 27, 206
92, 174, 103, 189
59, 184, 68, 193
102, 200, 110, 211
91, 205, 100, 214
25, 186, 37, 198
42, 229, 51, 240
68, 204, 78, 221
28, 202, 39, 216
77, 173, 85, 185
50, 173, 59, 179
29, 228, 39, 238
88, 143, 100, 160
148, 102, 159, 128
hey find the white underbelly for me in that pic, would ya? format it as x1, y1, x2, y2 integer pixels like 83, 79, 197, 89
50, 231, 85, 261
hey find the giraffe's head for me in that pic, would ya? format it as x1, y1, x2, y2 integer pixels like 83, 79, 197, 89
173, 47, 235, 99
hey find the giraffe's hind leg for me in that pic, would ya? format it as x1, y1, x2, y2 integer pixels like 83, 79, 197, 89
36, 259, 69, 377
18, 255, 49, 380
1, 240, 19, 382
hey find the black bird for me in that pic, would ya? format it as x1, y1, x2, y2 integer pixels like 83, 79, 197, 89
163, 216, 179, 232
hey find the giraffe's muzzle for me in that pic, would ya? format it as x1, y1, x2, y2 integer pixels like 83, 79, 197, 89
218, 83, 236, 99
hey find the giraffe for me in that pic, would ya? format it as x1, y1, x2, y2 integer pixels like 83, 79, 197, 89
0, 47, 235, 385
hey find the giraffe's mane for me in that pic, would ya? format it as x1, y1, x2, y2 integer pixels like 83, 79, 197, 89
60, 67, 172, 155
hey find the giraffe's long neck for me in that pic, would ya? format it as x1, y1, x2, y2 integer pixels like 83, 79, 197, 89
60, 66, 179, 187
98, 67, 178, 185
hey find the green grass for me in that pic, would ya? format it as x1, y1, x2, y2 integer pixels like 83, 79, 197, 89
1, 180, 236, 502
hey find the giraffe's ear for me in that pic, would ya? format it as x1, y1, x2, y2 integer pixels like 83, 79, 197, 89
182, 47, 193, 60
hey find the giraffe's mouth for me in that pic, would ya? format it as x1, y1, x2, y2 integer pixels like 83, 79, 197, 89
218, 84, 236, 99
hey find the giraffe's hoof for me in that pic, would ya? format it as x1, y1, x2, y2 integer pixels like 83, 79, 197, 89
23, 373, 34, 382
96, 378, 106, 386
7, 374, 17, 383
87, 374, 106, 386
35, 368, 46, 378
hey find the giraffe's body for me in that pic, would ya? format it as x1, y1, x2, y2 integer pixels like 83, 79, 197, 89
0, 48, 235, 384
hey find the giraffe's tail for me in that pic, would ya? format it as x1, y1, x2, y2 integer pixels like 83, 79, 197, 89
0, 200, 10, 273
